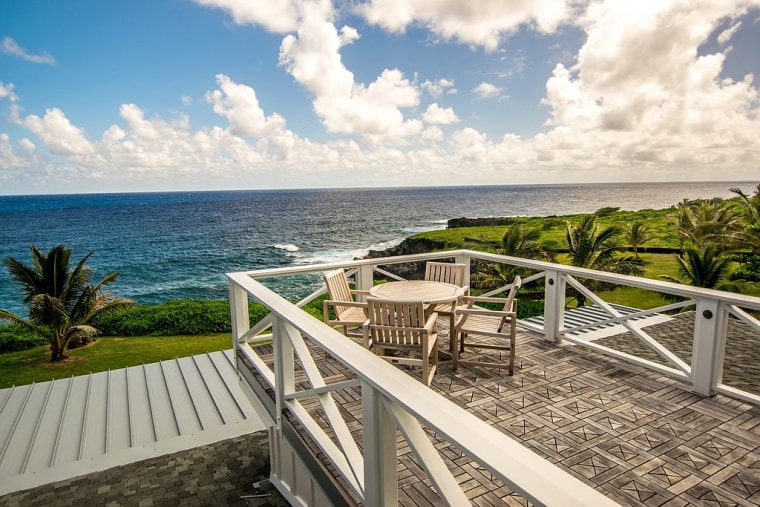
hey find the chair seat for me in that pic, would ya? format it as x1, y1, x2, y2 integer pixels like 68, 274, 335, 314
338, 306, 368, 326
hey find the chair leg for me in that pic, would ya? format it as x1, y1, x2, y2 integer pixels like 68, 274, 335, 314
452, 331, 460, 370
422, 348, 430, 386
509, 339, 516, 376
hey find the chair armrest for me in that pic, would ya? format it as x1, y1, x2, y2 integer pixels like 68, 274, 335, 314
456, 308, 516, 318
424, 311, 439, 332
323, 299, 368, 309
461, 295, 509, 305
362, 319, 372, 348
350, 289, 371, 296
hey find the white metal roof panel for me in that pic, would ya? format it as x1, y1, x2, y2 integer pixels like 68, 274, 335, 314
0, 349, 265, 496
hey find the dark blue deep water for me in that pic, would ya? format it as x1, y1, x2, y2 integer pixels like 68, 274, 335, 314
0, 182, 753, 315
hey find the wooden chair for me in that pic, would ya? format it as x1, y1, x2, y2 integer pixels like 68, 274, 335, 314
322, 269, 369, 339
362, 298, 439, 386
453, 276, 521, 375
424, 261, 469, 346
424, 261, 467, 288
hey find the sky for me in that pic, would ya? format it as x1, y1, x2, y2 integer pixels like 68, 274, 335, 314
1, 0, 759, 195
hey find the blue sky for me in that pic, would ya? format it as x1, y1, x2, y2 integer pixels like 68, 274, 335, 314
1, 0, 759, 195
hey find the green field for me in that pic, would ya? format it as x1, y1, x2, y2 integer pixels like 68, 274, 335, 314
415, 206, 681, 252
0, 333, 233, 389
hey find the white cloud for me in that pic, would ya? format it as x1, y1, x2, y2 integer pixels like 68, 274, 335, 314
181, 95, 193, 106
717, 21, 742, 45
1, 37, 56, 64
422, 103, 459, 124
422, 125, 443, 141
279, 4, 422, 142
192, 0, 304, 33
538, 0, 760, 174
472, 82, 501, 99
0, 82, 18, 102
0, 133, 37, 170
338, 25, 360, 45
19, 108, 95, 155
206, 74, 288, 137
355, 0, 577, 51
5, 0, 760, 191
19, 138, 35, 152
422, 78, 456, 97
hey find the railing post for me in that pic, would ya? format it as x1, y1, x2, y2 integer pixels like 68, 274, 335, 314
356, 264, 374, 296
692, 297, 726, 396
229, 281, 250, 361
272, 316, 296, 430
361, 381, 397, 506
543, 270, 565, 343
454, 253, 471, 283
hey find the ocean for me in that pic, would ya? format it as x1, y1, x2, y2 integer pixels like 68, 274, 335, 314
0, 181, 754, 316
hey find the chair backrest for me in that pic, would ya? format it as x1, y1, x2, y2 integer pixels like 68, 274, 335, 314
496, 276, 522, 332
502, 275, 522, 312
425, 262, 466, 287
324, 270, 354, 317
366, 298, 428, 346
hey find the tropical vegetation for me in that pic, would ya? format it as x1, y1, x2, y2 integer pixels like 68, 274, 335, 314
0, 245, 135, 361
563, 215, 646, 306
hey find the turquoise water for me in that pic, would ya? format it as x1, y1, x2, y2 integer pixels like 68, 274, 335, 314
0, 182, 753, 315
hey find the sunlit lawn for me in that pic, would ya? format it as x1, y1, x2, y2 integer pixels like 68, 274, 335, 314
0, 333, 232, 389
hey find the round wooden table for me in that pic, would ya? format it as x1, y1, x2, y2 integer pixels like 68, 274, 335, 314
369, 280, 463, 303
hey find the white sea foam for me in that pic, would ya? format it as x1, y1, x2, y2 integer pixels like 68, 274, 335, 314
291, 237, 405, 266
274, 243, 300, 252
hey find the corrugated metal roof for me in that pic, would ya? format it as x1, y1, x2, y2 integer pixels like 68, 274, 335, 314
522, 303, 671, 341
0, 349, 266, 496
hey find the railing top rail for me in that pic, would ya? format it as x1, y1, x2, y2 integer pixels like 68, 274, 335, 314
229, 249, 760, 309
227, 271, 616, 506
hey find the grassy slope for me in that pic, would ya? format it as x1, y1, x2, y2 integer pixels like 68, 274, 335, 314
415, 207, 681, 251
0, 334, 233, 389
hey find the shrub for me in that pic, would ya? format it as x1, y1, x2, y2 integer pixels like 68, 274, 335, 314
730, 253, 760, 282
594, 206, 621, 217
0, 325, 47, 353
96, 300, 272, 337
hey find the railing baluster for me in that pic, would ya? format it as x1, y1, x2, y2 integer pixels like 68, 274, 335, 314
272, 316, 295, 431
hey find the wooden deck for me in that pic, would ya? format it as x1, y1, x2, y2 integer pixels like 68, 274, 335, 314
245, 320, 760, 506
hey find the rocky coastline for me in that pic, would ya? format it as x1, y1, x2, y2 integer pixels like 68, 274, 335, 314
362, 217, 506, 279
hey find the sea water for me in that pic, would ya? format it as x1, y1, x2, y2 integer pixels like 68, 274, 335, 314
0, 181, 754, 316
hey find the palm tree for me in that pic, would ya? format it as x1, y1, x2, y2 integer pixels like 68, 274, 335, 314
472, 224, 553, 290
730, 184, 760, 253
625, 221, 652, 258
675, 198, 742, 251
0, 245, 135, 361
565, 215, 646, 306
660, 244, 745, 295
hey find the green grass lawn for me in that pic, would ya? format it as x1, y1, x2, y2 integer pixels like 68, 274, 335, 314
0, 333, 232, 389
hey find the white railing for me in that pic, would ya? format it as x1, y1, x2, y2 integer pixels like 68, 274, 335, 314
228, 249, 760, 504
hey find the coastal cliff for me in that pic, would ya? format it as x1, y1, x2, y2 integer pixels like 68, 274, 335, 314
364, 237, 447, 279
